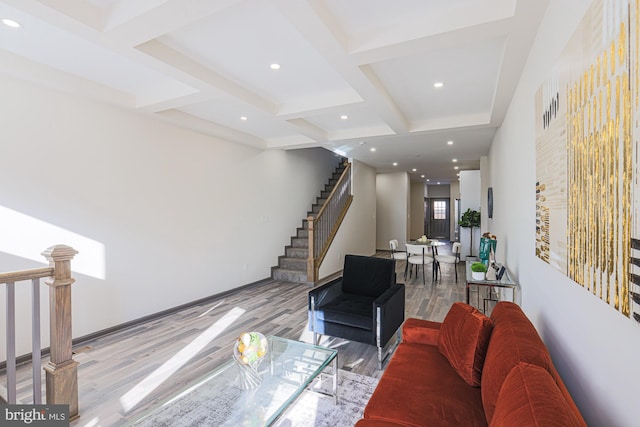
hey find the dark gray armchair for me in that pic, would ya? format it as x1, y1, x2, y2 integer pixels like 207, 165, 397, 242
308, 254, 405, 369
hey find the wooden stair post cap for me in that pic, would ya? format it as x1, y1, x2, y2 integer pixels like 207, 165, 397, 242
42, 245, 79, 262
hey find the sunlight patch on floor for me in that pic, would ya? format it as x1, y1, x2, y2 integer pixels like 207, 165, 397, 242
198, 300, 225, 318
80, 416, 100, 427
119, 306, 245, 412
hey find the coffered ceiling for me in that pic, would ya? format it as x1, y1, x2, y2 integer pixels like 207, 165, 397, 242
0, 0, 548, 183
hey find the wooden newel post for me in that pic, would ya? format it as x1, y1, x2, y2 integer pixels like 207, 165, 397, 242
41, 245, 79, 420
307, 216, 315, 283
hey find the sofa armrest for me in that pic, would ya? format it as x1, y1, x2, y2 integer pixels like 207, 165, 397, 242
308, 277, 343, 309
374, 284, 405, 346
402, 317, 441, 346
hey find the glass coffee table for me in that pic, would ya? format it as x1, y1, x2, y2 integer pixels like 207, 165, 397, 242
129, 336, 338, 426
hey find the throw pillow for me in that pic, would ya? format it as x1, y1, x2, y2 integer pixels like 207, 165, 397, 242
490, 363, 585, 427
437, 302, 493, 386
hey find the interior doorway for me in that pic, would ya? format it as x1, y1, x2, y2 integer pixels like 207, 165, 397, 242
426, 198, 450, 239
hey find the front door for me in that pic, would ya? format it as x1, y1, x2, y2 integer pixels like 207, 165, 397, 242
429, 198, 450, 239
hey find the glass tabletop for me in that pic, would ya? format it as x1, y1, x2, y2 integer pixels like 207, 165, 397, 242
465, 262, 516, 287
129, 336, 338, 427
407, 239, 446, 247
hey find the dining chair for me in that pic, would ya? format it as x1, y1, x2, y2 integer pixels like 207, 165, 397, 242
405, 243, 435, 285
434, 242, 462, 282
389, 240, 407, 261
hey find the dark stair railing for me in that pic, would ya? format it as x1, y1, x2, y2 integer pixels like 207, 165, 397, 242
307, 161, 353, 282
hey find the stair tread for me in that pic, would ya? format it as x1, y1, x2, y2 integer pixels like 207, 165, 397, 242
272, 158, 347, 284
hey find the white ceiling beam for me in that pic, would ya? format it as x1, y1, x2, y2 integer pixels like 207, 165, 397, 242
348, 0, 516, 58
350, 17, 513, 66
138, 91, 213, 113
136, 39, 276, 115
104, 0, 243, 46
488, 0, 549, 126
272, 0, 410, 134
277, 96, 364, 120
29, 0, 104, 30
411, 113, 491, 133
0, 49, 134, 108
286, 118, 328, 142
156, 109, 265, 149
265, 136, 321, 150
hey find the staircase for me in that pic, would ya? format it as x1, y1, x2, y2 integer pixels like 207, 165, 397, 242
271, 160, 347, 283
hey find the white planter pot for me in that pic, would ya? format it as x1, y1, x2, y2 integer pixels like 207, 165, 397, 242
471, 271, 486, 281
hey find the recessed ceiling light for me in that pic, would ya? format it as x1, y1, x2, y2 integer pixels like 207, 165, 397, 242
412, 168, 417, 172
340, 115, 348, 120
270, 63, 281, 70
421, 175, 425, 178
437, 182, 441, 185
454, 166, 459, 170
240, 116, 247, 121
393, 162, 398, 166
426, 179, 430, 182
447, 140, 454, 145
2, 18, 21, 28
370, 147, 376, 152
452, 158, 458, 163
433, 82, 444, 88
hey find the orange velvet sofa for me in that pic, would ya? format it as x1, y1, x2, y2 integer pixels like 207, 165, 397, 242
356, 301, 586, 427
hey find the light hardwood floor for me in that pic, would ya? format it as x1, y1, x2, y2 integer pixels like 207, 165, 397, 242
8, 251, 467, 426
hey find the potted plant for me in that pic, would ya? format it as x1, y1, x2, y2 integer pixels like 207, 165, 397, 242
459, 208, 481, 257
470, 262, 487, 280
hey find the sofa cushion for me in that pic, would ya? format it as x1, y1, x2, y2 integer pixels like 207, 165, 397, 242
437, 302, 493, 386
481, 302, 557, 423
342, 255, 395, 297
490, 363, 584, 427
364, 342, 487, 427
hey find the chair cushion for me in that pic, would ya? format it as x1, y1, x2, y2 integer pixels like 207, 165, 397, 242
490, 363, 584, 427
437, 302, 493, 387
316, 294, 375, 330
342, 255, 395, 298
436, 254, 458, 264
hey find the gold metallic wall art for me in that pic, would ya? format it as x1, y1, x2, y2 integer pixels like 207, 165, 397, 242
536, 0, 636, 319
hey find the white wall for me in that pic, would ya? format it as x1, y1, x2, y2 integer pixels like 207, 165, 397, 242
409, 182, 425, 239
0, 74, 344, 358
376, 172, 410, 249
459, 170, 481, 258
319, 160, 377, 277
488, 1, 639, 425
450, 181, 460, 241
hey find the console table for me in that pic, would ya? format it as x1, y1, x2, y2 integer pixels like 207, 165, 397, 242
465, 261, 518, 313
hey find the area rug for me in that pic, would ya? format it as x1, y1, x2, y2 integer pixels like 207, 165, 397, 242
132, 369, 378, 426
273, 369, 378, 427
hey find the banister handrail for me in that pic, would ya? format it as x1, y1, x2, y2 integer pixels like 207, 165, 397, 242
314, 162, 352, 220
0, 267, 54, 284
307, 161, 353, 282
1, 245, 79, 419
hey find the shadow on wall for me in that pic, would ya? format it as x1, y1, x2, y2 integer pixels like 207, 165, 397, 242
537, 313, 613, 427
